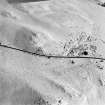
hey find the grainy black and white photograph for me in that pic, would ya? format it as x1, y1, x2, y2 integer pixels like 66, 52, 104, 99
0, 0, 105, 105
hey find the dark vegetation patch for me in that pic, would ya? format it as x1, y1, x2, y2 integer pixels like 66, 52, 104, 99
63, 32, 98, 57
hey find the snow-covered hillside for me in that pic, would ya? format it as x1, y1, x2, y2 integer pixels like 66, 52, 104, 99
0, 0, 105, 105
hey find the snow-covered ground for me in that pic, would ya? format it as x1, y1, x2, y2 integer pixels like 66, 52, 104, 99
0, 0, 105, 105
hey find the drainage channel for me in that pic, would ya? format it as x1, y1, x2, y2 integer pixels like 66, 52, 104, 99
0, 43, 105, 60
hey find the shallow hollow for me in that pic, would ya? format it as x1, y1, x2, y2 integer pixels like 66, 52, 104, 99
0, 67, 47, 105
